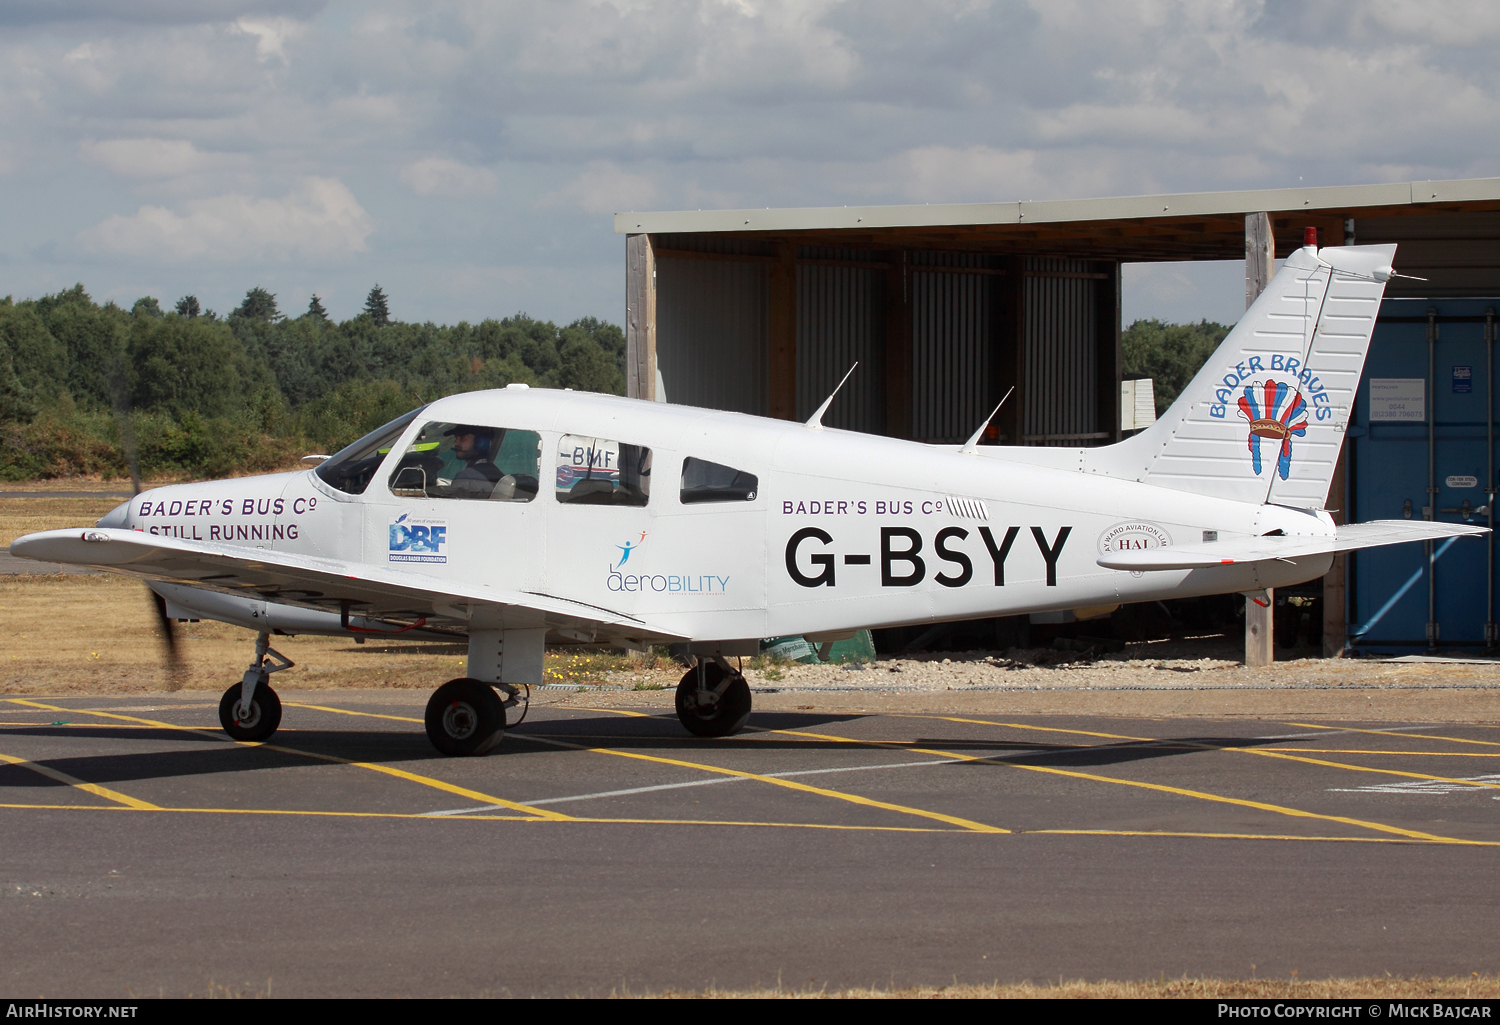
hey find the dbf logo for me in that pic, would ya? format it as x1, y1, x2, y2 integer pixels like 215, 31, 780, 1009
389, 511, 448, 564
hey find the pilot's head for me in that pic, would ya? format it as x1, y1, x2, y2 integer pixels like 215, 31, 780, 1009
443, 425, 490, 461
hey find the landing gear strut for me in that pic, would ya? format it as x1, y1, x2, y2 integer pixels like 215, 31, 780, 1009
674, 657, 752, 738
218, 631, 290, 743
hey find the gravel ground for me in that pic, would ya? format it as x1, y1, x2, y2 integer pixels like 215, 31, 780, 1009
593, 633, 1500, 695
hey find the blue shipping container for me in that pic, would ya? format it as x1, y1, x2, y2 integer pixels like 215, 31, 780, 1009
1345, 298, 1498, 652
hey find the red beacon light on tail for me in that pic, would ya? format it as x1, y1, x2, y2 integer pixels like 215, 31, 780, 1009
1304, 226, 1318, 249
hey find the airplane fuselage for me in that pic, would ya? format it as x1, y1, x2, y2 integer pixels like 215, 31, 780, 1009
105, 388, 1333, 645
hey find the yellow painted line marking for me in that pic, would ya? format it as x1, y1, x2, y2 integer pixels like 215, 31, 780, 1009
1286, 722, 1500, 749
1228, 747, 1500, 792
564, 817, 940, 833
285, 702, 422, 724
0, 802, 940, 832
7, 698, 570, 822
1263, 748, 1500, 757
904, 716, 1500, 793
894, 713, 1148, 742
7, 699, 228, 742
0, 803, 134, 812
892, 713, 1500, 810
514, 733, 1007, 833
767, 721, 1479, 845
0, 752, 159, 811
268, 746, 575, 821
1028, 829, 1467, 845
297, 699, 982, 829
0, 722, 168, 728
576, 707, 653, 718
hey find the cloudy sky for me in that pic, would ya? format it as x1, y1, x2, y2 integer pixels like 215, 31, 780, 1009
3, 0, 1498, 327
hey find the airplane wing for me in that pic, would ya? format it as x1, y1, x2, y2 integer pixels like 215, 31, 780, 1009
10, 527, 678, 643
1096, 519, 1489, 571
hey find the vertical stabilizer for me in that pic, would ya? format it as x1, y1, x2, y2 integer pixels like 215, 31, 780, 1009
1088, 243, 1396, 509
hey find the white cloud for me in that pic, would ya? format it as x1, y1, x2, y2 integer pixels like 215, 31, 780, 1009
77, 177, 373, 261
398, 157, 498, 197
4, 0, 1500, 327
79, 137, 243, 178
233, 17, 306, 62
541, 161, 659, 214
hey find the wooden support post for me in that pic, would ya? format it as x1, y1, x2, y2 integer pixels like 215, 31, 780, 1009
768, 240, 797, 420
1245, 212, 1276, 667
625, 233, 656, 401
1323, 441, 1348, 657
883, 251, 912, 439
1095, 260, 1122, 443
996, 256, 1025, 444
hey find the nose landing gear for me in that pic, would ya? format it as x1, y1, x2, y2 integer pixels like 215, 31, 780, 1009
674, 657, 752, 738
218, 631, 291, 742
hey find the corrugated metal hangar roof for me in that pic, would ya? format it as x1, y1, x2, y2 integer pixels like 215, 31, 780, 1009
616, 176, 1500, 266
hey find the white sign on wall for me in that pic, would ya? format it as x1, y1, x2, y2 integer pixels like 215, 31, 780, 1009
1369, 378, 1426, 421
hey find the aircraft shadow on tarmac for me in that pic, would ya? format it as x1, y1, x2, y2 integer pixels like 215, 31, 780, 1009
0, 712, 1303, 790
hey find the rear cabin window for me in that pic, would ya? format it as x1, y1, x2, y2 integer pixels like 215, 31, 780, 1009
387, 422, 542, 501
680, 457, 758, 504
555, 435, 651, 506
315, 407, 425, 496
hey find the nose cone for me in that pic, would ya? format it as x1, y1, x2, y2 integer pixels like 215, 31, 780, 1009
95, 500, 131, 529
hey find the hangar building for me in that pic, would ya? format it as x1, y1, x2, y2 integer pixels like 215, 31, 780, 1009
615, 178, 1500, 657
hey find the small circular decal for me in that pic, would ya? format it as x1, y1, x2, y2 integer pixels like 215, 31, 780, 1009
1098, 521, 1173, 555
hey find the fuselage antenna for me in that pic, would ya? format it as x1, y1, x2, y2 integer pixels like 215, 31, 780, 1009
960, 386, 1015, 454
804, 362, 859, 430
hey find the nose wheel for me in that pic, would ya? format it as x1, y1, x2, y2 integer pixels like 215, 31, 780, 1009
675, 659, 752, 737
219, 681, 283, 742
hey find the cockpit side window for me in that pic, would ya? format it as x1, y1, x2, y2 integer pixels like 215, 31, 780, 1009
555, 435, 651, 506
680, 457, 758, 504
314, 406, 426, 496
388, 422, 542, 502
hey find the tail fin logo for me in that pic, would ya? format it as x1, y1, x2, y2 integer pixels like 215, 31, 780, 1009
1237, 379, 1308, 479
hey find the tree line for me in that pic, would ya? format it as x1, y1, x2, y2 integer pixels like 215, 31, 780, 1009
1121, 318, 1231, 415
0, 283, 626, 480
0, 280, 1230, 480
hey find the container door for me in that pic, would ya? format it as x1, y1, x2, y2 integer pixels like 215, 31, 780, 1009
1348, 299, 1497, 651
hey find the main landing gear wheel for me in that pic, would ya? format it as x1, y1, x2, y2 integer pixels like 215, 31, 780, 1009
675, 660, 752, 738
425, 678, 506, 757
218, 682, 282, 743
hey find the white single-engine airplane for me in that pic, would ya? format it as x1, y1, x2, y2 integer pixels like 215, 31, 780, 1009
11, 240, 1487, 755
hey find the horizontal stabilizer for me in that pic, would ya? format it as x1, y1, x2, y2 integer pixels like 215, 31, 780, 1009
1096, 520, 1488, 571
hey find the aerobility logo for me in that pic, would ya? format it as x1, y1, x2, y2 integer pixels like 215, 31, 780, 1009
605, 532, 730, 594
389, 511, 448, 564
614, 531, 647, 570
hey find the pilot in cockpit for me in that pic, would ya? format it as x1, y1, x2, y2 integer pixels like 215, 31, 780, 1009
440, 425, 503, 498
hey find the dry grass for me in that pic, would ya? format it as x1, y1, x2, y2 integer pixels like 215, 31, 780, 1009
633, 975, 1500, 999
0, 478, 147, 493
0, 495, 127, 547
0, 573, 456, 693
0, 573, 666, 694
